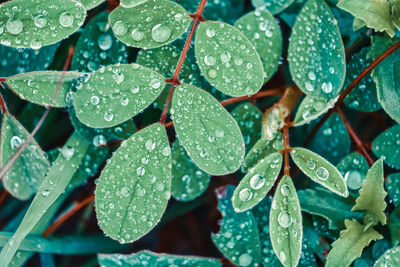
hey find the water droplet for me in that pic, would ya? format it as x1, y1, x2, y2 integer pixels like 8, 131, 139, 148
322, 82, 333, 94
306, 161, 315, 170
93, 135, 106, 146
278, 211, 292, 228
238, 253, 252, 266
281, 184, 290, 195
104, 112, 114, 122
345, 170, 362, 190
234, 57, 243, 66
204, 55, 216, 66
308, 71, 316, 81
137, 167, 145, 176
239, 188, 253, 201
61, 146, 75, 160
30, 39, 42, 50
120, 187, 130, 197
208, 69, 217, 78
90, 95, 100, 105
131, 29, 144, 41
59, 12, 74, 27
151, 24, 171, 43
6, 19, 23, 35
131, 85, 140, 94
113, 21, 127, 35
250, 174, 265, 189
121, 97, 129, 106
34, 15, 47, 28
316, 167, 329, 180
41, 189, 50, 197
206, 28, 216, 37
98, 34, 112, 50
220, 52, 231, 63
305, 81, 314, 92
10, 136, 22, 149
150, 78, 161, 89
145, 140, 156, 151
216, 129, 225, 138
162, 146, 171, 156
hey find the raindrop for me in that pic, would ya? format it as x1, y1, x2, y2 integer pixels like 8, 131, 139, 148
250, 174, 265, 189
113, 21, 127, 36
145, 140, 156, 151
216, 129, 225, 138
41, 189, 50, 197
98, 34, 113, 50
121, 97, 129, 106
321, 82, 333, 94
151, 24, 171, 43
131, 85, 140, 93
34, 15, 47, 28
206, 28, 216, 37
239, 188, 253, 201
306, 161, 315, 170
308, 71, 316, 81
316, 167, 329, 180
220, 52, 231, 63
150, 78, 161, 89
120, 187, 130, 197
10, 136, 22, 149
137, 167, 145, 176
59, 12, 74, 27
90, 95, 100, 105
104, 112, 114, 122
277, 211, 292, 228
93, 135, 106, 146
345, 170, 362, 190
280, 184, 290, 195
131, 29, 144, 41
162, 146, 171, 156
6, 19, 23, 35
208, 69, 217, 78
61, 146, 75, 160
204, 55, 216, 66
30, 40, 42, 50
238, 253, 252, 266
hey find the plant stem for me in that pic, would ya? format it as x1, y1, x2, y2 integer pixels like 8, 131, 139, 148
159, 0, 208, 124
0, 91, 8, 115
282, 125, 291, 176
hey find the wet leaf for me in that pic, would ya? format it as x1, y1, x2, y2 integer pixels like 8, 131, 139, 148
172, 83, 245, 175
389, 206, 400, 246
294, 95, 338, 126
108, 0, 191, 49
78, 0, 104, 9
235, 9, 282, 82
73, 64, 165, 128
95, 123, 171, 244
195, 21, 264, 97
1, 113, 50, 200
290, 147, 348, 197
374, 246, 400, 267
372, 124, 400, 169
171, 140, 211, 202
0, 0, 86, 48
337, 152, 369, 192
386, 173, 400, 207
270, 175, 302, 267
232, 152, 282, 212
325, 219, 383, 267
251, 0, 296, 14
211, 186, 261, 267
98, 250, 221, 267
288, 0, 346, 100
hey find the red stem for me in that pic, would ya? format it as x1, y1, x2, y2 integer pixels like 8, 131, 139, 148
0, 91, 8, 115
282, 124, 291, 176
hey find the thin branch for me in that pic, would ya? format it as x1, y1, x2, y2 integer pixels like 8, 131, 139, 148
0, 91, 8, 115
282, 125, 291, 176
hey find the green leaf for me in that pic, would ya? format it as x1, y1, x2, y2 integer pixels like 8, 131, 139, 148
337, 0, 395, 37
1, 113, 50, 200
0, 132, 89, 266
232, 152, 282, 212
374, 246, 400, 267
337, 152, 369, 192
98, 250, 221, 267
325, 219, 383, 267
290, 147, 348, 197
391, 0, 400, 30
6, 71, 84, 108
108, 0, 191, 49
78, 0, 105, 9
172, 83, 245, 175
288, 0, 346, 100
211, 186, 261, 267
298, 187, 364, 230
171, 140, 211, 202
95, 123, 171, 244
251, 0, 296, 14
73, 63, 165, 128
372, 124, 400, 169
235, 9, 282, 83
195, 21, 264, 97
294, 95, 338, 126
242, 132, 284, 173
386, 173, 400, 207
352, 159, 387, 228
0, 0, 86, 48
389, 206, 400, 246
71, 12, 128, 73
270, 175, 302, 267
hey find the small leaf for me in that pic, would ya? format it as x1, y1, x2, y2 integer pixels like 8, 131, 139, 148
251, 0, 295, 14
386, 173, 400, 207
235, 9, 282, 82
389, 206, 400, 246
1, 113, 50, 200
270, 175, 302, 267
73, 64, 165, 128
372, 124, 400, 169
171, 140, 211, 202
288, 0, 346, 100
95, 123, 171, 243
290, 147, 348, 197
108, 0, 191, 49
98, 250, 221, 267
294, 95, 338, 126
211, 186, 261, 267
6, 71, 84, 108
195, 21, 264, 97
374, 246, 400, 267
0, 0, 86, 48
325, 219, 383, 267
78, 0, 105, 9
337, 152, 369, 192
172, 83, 245, 175
352, 159, 387, 228
232, 152, 282, 212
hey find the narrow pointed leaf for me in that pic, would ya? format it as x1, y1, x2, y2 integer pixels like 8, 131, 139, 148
374, 245, 400, 266
270, 175, 302, 267
0, 0, 86, 48
288, 0, 346, 100
290, 147, 348, 197
294, 95, 338, 126
1, 113, 50, 200
372, 124, 400, 169
233, 152, 282, 212
172, 83, 245, 175
95, 123, 172, 243
73, 64, 165, 128
195, 21, 264, 97
251, 0, 296, 14
386, 173, 400, 206
108, 0, 191, 49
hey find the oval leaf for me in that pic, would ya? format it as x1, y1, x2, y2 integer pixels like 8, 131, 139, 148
294, 95, 338, 126
172, 83, 245, 175
251, 0, 296, 14
0, 0, 86, 48
290, 147, 348, 197
372, 124, 400, 169
386, 173, 400, 207
195, 21, 264, 97
374, 246, 400, 267
270, 175, 302, 267
108, 0, 191, 49
95, 123, 172, 243
233, 152, 283, 212
73, 64, 166, 128
288, 0, 346, 99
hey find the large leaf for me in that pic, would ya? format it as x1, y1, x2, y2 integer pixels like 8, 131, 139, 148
108, 0, 191, 49
232, 152, 282, 212
374, 246, 400, 266
270, 175, 302, 267
211, 186, 261, 267
352, 159, 387, 228
386, 173, 400, 207
325, 220, 383, 267
372, 124, 400, 169
98, 250, 221, 267
0, 132, 89, 266
172, 83, 245, 175
290, 147, 348, 197
251, 0, 296, 14
234, 9, 282, 82
1, 113, 50, 200
288, 0, 346, 100
73, 64, 165, 128
0, 0, 86, 48
95, 123, 172, 244
195, 21, 264, 97
6, 71, 84, 108
337, 152, 369, 192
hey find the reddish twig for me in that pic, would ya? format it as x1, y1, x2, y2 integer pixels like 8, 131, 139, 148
0, 91, 8, 115
0, 190, 9, 207
280, 124, 292, 176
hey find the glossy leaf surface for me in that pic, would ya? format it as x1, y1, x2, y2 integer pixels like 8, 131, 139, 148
372, 124, 400, 169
